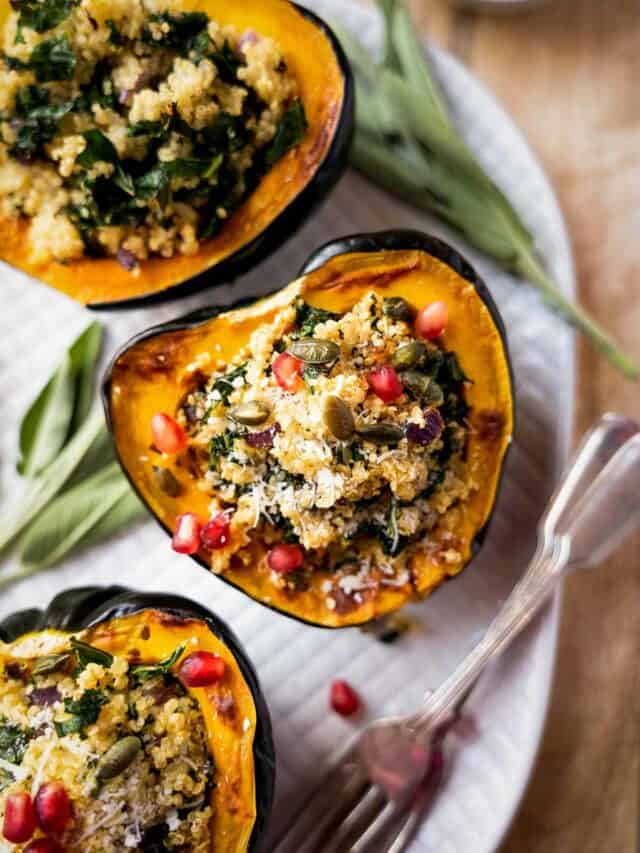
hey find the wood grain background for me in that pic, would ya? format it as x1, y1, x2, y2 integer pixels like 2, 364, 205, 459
398, 1, 640, 850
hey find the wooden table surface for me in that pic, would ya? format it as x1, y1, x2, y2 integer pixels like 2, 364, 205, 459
401, 1, 640, 850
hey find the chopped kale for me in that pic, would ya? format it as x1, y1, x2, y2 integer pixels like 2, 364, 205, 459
201, 111, 247, 154
209, 431, 238, 465
7, 85, 74, 160
135, 156, 223, 202
0, 718, 30, 764
28, 35, 76, 82
54, 689, 108, 738
127, 119, 169, 138
210, 39, 242, 83
105, 19, 123, 46
74, 60, 118, 111
71, 637, 114, 670
130, 643, 186, 682
264, 98, 308, 167
77, 128, 119, 168
439, 351, 468, 385
142, 12, 208, 50
211, 362, 248, 406
294, 301, 341, 338
0, 767, 14, 791
11, 0, 75, 44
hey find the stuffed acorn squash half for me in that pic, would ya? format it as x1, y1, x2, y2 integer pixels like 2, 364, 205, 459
0, 0, 353, 307
0, 586, 274, 851
104, 231, 514, 628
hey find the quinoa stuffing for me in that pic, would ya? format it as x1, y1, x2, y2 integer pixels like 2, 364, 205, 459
0, 0, 307, 268
169, 291, 475, 613
0, 636, 215, 850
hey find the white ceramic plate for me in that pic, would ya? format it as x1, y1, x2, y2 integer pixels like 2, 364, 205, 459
0, 2, 574, 850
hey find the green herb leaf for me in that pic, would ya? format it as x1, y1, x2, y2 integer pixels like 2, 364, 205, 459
9, 85, 75, 159
54, 689, 108, 738
29, 35, 76, 82
17, 322, 102, 476
18, 462, 137, 572
211, 362, 247, 406
341, 5, 639, 380
130, 643, 186, 682
142, 11, 208, 50
209, 431, 238, 465
0, 718, 30, 764
0, 407, 104, 554
70, 637, 114, 670
77, 129, 118, 168
264, 99, 308, 167
12, 0, 75, 42
294, 301, 341, 338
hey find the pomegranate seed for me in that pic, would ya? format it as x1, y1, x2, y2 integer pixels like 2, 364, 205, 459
267, 543, 304, 574
415, 301, 448, 340
35, 783, 72, 835
3, 792, 37, 843
367, 365, 403, 403
171, 513, 202, 554
151, 413, 187, 454
201, 513, 231, 550
330, 680, 361, 717
273, 352, 303, 392
178, 651, 226, 687
24, 839, 64, 853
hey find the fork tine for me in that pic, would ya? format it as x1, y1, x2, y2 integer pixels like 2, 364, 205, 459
323, 785, 388, 853
349, 799, 399, 853
271, 759, 368, 853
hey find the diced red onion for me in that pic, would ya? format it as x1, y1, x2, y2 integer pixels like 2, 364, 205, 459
238, 29, 259, 50
405, 409, 444, 446
119, 89, 131, 104
28, 687, 61, 707
116, 248, 138, 271
245, 423, 281, 448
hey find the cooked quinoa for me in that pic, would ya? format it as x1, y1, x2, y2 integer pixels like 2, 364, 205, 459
0, 636, 213, 850
0, 0, 306, 268
176, 292, 474, 613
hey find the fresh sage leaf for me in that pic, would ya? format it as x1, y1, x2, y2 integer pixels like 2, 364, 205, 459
0, 407, 104, 553
130, 643, 186, 682
341, 4, 639, 380
17, 322, 102, 476
17, 462, 136, 571
70, 637, 114, 670
18, 352, 75, 478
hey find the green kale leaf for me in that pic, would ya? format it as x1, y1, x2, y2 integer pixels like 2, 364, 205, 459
130, 643, 186, 682
29, 35, 76, 82
264, 99, 308, 167
54, 689, 108, 738
0, 718, 31, 764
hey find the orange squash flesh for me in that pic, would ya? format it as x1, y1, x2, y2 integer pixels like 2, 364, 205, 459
106, 248, 514, 627
1, 609, 258, 852
0, 0, 348, 305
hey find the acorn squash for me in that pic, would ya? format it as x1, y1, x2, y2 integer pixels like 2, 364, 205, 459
0, 0, 353, 308
104, 230, 514, 627
0, 585, 275, 851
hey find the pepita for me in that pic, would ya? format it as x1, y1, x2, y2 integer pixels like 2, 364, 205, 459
382, 297, 414, 322
356, 423, 404, 445
152, 466, 182, 497
288, 338, 340, 365
323, 396, 355, 440
96, 736, 142, 781
32, 653, 70, 677
230, 400, 271, 426
401, 371, 444, 406
391, 341, 426, 370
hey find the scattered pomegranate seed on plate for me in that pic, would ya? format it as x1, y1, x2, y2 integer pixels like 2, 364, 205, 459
330, 680, 361, 717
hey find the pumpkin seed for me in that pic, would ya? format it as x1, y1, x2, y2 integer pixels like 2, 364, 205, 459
401, 370, 445, 406
356, 423, 404, 445
323, 396, 355, 440
391, 341, 426, 370
382, 297, 414, 322
32, 653, 70, 677
288, 338, 340, 365
230, 400, 271, 427
152, 466, 182, 497
96, 736, 141, 781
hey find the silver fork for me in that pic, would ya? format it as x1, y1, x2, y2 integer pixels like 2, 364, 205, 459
271, 414, 640, 853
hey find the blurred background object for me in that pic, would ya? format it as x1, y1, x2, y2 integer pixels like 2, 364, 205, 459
446, 0, 548, 10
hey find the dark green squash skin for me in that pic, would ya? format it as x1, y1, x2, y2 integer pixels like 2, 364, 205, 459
90, 4, 354, 311
102, 230, 514, 626
0, 586, 275, 852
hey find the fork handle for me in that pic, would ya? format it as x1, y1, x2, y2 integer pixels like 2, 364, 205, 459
412, 417, 640, 733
